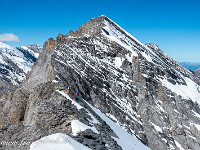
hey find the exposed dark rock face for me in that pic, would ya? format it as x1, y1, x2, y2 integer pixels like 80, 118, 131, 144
0, 81, 125, 150
0, 81, 77, 149
1, 16, 200, 150
194, 68, 200, 79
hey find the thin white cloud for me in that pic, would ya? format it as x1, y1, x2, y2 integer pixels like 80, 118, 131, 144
0, 33, 20, 42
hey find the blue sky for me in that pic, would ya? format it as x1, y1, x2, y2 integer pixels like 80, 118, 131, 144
1, 0, 200, 62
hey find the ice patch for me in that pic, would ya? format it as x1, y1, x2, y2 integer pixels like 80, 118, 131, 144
71, 120, 98, 136
115, 57, 123, 68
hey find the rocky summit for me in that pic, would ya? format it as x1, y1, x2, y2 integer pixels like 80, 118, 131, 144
1, 15, 200, 150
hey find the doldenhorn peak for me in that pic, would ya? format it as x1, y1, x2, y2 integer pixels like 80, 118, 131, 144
1, 16, 200, 150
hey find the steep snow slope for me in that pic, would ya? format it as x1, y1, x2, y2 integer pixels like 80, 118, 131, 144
85, 101, 150, 150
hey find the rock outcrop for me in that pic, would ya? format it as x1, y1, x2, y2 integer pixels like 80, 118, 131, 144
194, 68, 200, 79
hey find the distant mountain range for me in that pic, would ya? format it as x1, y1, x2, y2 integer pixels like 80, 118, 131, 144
0, 42, 42, 95
179, 62, 200, 70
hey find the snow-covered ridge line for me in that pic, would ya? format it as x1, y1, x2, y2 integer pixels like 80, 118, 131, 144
0, 42, 42, 85
103, 16, 146, 48
102, 19, 154, 64
0, 42, 41, 73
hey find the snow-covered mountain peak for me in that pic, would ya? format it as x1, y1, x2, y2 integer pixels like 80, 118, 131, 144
0, 42, 42, 88
44, 16, 200, 105
0, 42, 20, 56
0, 41, 13, 50
65, 15, 145, 48
19, 44, 41, 58
2, 16, 200, 150
50, 16, 200, 149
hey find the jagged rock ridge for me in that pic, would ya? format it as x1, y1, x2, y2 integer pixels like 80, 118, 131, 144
1, 16, 200, 150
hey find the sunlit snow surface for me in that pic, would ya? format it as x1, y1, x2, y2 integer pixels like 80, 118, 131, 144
21, 46, 39, 58
0, 42, 40, 73
71, 120, 98, 136
102, 19, 154, 63
30, 133, 92, 150
159, 76, 200, 103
